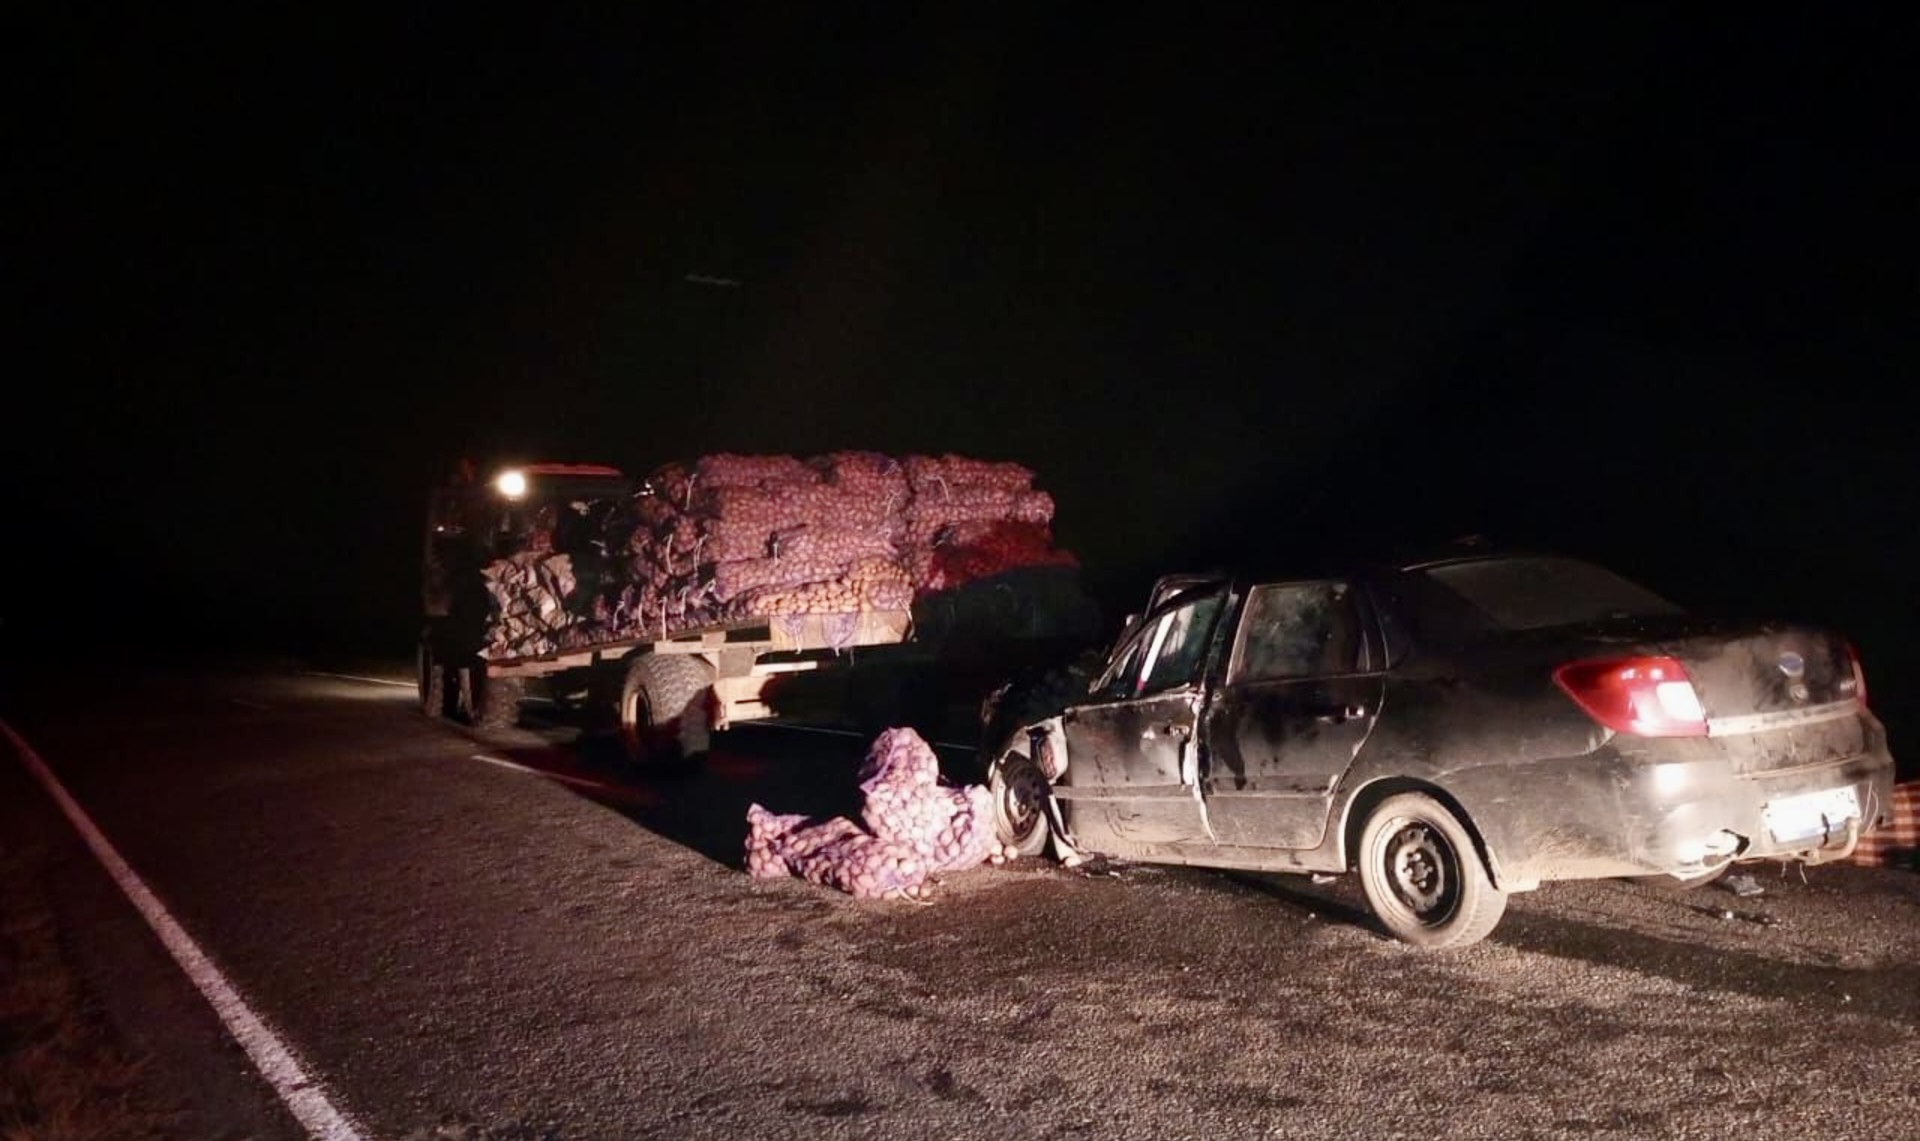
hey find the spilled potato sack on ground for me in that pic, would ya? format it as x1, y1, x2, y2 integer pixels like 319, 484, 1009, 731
745, 727, 1019, 901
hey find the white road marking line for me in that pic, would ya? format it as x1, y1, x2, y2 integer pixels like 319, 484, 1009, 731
0, 721, 369, 1141
470, 753, 622, 793
301, 671, 415, 689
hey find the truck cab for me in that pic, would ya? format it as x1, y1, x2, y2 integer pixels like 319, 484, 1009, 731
419, 461, 632, 724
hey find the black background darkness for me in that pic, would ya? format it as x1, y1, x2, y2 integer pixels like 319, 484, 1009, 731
11, 10, 1915, 750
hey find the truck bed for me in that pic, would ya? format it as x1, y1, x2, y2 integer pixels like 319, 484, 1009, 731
483, 609, 913, 677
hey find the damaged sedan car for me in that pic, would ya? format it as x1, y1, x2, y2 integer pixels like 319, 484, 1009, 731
982, 550, 1897, 949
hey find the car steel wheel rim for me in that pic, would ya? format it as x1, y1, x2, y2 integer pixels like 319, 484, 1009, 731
1001, 761, 1045, 842
1383, 821, 1455, 921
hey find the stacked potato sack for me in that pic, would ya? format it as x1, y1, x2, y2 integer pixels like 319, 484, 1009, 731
718, 452, 912, 617
480, 552, 584, 659
482, 451, 1077, 656
743, 728, 1018, 902
923, 520, 1079, 593
477, 494, 647, 656
729, 451, 917, 618
619, 452, 916, 632
903, 456, 1065, 590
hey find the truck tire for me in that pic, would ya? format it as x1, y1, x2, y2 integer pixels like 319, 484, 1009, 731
618, 653, 715, 772
418, 639, 450, 719
465, 665, 526, 733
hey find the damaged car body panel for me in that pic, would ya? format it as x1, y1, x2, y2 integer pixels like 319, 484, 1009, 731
1049, 584, 1224, 850
984, 549, 1898, 949
1200, 578, 1388, 852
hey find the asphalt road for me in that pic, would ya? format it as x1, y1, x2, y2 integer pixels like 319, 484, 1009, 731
2, 662, 1916, 1140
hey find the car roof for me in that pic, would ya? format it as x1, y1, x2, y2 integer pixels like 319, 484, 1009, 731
1393, 545, 1569, 574
1163, 542, 1569, 590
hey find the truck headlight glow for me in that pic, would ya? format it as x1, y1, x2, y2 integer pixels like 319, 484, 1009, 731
494, 469, 529, 500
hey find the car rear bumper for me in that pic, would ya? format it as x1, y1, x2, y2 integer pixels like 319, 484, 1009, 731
1628, 750, 1895, 876
1458, 719, 1897, 887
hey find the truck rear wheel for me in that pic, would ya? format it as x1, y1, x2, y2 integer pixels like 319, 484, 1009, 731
464, 665, 526, 732
618, 653, 715, 772
418, 639, 450, 719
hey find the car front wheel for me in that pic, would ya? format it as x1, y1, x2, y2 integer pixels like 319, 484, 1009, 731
1357, 792, 1507, 950
989, 751, 1052, 858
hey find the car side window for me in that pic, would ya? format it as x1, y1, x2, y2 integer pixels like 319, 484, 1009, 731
1230, 581, 1365, 683
1093, 590, 1225, 700
1094, 631, 1155, 700
1138, 592, 1225, 696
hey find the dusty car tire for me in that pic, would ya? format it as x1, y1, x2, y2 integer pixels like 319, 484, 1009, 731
1357, 793, 1507, 950
618, 653, 715, 773
989, 751, 1053, 858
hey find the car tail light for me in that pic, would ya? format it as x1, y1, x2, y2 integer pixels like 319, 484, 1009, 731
1846, 642, 1869, 708
1553, 656, 1708, 738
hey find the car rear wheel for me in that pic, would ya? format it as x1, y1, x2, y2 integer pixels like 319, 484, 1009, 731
989, 751, 1052, 858
1357, 793, 1506, 949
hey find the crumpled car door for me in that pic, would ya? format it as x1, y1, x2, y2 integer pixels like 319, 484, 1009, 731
1062, 684, 1208, 846
1057, 586, 1227, 850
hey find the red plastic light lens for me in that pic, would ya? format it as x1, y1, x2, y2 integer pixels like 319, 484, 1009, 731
1553, 656, 1708, 738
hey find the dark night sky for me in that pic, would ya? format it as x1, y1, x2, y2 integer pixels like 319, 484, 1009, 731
12, 10, 1916, 719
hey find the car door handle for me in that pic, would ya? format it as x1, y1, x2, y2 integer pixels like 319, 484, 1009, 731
1142, 723, 1192, 741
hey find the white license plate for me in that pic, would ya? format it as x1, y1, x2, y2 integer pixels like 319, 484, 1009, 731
1763, 786, 1861, 843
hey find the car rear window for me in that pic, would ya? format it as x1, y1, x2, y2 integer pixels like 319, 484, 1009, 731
1421, 557, 1682, 631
